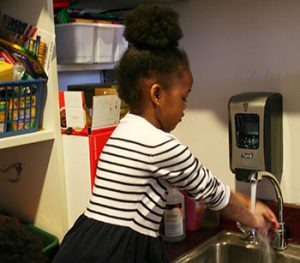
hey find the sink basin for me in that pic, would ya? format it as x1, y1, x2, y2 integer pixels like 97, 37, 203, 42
172, 231, 300, 263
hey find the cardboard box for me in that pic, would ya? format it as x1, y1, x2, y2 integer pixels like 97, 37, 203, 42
59, 90, 120, 135
68, 83, 129, 121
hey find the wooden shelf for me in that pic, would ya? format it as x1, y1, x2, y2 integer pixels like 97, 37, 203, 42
0, 130, 55, 150
57, 63, 116, 72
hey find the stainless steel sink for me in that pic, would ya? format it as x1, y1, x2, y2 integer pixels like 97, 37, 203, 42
172, 231, 300, 263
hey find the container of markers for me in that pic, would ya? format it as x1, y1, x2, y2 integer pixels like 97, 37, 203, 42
0, 78, 45, 138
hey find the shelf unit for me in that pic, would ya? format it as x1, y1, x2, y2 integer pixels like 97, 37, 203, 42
0, 130, 55, 150
0, 0, 68, 240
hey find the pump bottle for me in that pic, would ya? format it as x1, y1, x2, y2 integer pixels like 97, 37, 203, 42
162, 186, 186, 242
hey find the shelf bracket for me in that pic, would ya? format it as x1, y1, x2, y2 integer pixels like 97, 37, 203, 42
0, 162, 22, 183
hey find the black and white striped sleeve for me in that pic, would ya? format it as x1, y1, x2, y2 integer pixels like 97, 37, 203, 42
149, 137, 230, 211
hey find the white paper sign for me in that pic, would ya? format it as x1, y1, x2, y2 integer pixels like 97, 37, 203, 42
64, 92, 86, 128
92, 95, 121, 129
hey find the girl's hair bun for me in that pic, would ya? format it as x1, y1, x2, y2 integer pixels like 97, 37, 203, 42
124, 4, 183, 49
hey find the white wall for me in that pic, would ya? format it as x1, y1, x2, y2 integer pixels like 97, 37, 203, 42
169, 0, 300, 204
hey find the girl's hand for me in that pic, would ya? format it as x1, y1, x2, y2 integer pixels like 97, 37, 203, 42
254, 200, 279, 236
220, 191, 279, 237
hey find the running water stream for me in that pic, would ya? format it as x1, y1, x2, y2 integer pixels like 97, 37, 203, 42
250, 180, 274, 263
250, 180, 257, 213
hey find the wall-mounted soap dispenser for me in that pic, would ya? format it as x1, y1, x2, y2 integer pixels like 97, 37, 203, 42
228, 92, 283, 182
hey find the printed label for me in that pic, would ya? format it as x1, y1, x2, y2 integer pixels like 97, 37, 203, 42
164, 203, 184, 237
241, 152, 254, 159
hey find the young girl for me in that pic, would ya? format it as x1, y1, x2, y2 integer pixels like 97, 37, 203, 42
53, 4, 278, 263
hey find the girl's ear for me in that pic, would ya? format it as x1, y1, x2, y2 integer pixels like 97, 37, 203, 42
149, 83, 162, 106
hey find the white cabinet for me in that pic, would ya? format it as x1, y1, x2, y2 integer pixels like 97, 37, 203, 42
0, 0, 68, 240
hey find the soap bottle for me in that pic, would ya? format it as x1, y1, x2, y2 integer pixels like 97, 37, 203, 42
162, 186, 186, 242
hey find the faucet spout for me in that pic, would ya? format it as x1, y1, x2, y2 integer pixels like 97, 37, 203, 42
248, 171, 287, 250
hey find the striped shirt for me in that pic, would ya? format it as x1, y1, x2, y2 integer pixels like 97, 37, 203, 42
85, 113, 230, 237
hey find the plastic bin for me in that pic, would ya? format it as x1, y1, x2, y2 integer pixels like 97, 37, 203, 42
55, 22, 128, 64
93, 25, 117, 63
56, 23, 95, 63
27, 224, 59, 259
0, 79, 45, 138
114, 26, 128, 62
0, 213, 59, 261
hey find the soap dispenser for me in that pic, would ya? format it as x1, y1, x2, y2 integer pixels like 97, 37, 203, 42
162, 186, 186, 242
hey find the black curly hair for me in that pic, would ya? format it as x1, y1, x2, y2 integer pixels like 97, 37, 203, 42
115, 4, 190, 109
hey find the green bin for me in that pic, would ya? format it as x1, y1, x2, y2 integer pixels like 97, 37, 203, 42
27, 224, 59, 259
0, 213, 59, 262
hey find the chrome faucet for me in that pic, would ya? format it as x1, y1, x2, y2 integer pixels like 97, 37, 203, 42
236, 221, 257, 244
247, 171, 287, 250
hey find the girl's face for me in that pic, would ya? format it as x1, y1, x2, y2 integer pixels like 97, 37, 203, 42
158, 69, 193, 132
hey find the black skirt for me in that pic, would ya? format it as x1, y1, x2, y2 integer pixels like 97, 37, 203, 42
53, 215, 169, 263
